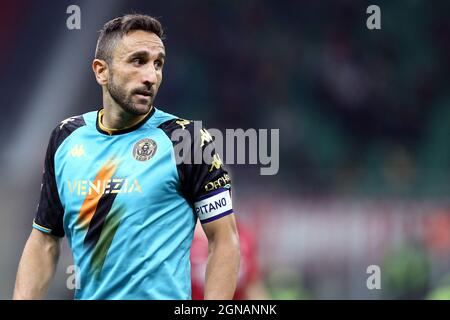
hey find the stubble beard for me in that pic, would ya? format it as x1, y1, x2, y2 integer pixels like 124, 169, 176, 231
107, 72, 152, 116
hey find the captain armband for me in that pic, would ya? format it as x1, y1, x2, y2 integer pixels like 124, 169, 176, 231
194, 188, 233, 224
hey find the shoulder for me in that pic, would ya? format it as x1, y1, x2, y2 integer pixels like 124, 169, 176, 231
48, 113, 88, 151
148, 107, 181, 128
153, 107, 199, 136
56, 114, 86, 133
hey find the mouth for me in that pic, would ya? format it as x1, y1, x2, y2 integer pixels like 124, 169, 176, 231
134, 90, 153, 98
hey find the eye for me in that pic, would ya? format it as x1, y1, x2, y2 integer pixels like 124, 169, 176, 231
131, 57, 145, 66
154, 59, 164, 70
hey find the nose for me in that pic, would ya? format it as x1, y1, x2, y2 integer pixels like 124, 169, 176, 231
142, 64, 158, 87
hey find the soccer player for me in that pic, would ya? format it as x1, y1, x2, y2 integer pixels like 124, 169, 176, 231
13, 14, 240, 300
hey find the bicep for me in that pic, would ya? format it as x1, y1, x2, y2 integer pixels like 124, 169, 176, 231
28, 228, 61, 254
201, 213, 239, 244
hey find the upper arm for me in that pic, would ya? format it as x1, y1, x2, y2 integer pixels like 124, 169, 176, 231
30, 228, 60, 245
27, 228, 61, 253
202, 213, 239, 245
33, 127, 66, 238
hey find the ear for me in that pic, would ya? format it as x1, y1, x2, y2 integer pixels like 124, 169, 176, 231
92, 59, 109, 86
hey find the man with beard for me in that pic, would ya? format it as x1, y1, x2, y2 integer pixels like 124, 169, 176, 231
13, 14, 240, 300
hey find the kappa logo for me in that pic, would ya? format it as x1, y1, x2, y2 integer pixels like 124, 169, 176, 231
60, 117, 77, 129
133, 138, 157, 161
209, 153, 222, 172
70, 144, 85, 157
200, 128, 213, 147
176, 119, 191, 130
175, 119, 191, 130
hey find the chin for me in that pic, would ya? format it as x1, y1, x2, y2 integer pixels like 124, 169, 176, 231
126, 103, 152, 116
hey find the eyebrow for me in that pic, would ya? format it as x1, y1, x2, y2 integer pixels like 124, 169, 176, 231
128, 50, 166, 60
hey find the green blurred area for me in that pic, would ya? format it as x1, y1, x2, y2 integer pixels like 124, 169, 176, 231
279, 0, 450, 198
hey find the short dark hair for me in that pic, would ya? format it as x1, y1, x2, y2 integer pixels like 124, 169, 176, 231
95, 14, 165, 63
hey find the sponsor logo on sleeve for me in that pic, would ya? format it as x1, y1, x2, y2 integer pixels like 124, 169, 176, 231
204, 173, 231, 192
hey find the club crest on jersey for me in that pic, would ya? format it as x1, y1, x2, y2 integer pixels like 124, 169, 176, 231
133, 138, 157, 161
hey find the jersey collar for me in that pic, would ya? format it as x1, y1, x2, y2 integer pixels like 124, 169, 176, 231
96, 107, 156, 136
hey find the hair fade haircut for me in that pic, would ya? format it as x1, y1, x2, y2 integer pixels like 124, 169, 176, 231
95, 14, 165, 64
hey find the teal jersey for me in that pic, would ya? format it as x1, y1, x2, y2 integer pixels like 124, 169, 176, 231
32, 107, 233, 299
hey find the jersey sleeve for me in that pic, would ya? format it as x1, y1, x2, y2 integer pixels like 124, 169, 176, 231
33, 127, 65, 237
159, 119, 234, 224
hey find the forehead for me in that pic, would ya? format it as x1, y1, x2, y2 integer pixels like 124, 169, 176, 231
114, 30, 165, 58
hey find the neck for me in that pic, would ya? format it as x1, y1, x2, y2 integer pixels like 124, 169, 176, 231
101, 93, 152, 130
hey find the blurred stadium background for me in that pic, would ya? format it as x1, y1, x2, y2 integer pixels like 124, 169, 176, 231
1, 0, 450, 299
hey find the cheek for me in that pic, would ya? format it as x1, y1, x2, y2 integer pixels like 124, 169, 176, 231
112, 66, 136, 86
156, 73, 163, 86
120, 74, 137, 92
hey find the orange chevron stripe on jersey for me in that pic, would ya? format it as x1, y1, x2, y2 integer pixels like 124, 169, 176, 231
77, 160, 119, 228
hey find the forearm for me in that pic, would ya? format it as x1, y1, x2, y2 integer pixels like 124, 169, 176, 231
204, 237, 240, 300
13, 230, 60, 299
